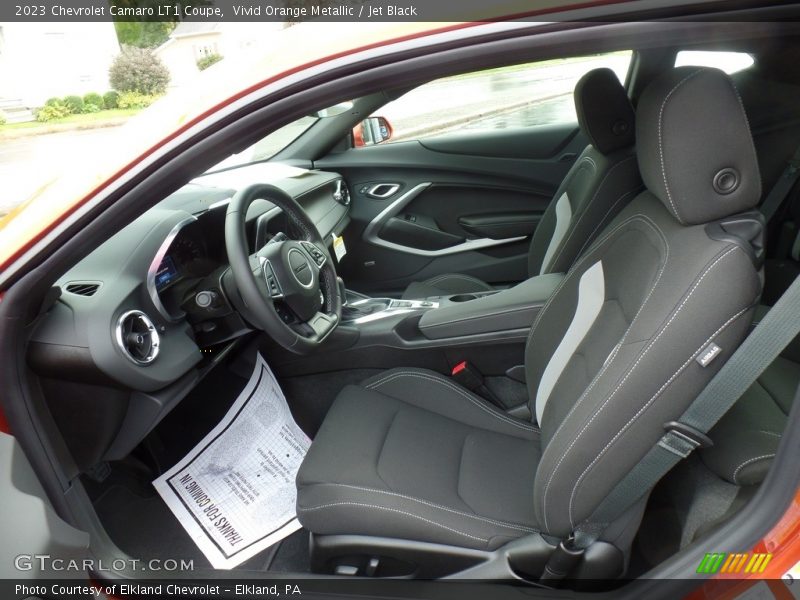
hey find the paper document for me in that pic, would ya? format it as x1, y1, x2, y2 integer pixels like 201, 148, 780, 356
154, 354, 310, 569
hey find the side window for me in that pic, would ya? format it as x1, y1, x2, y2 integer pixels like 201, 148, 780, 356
674, 50, 755, 74
355, 51, 632, 147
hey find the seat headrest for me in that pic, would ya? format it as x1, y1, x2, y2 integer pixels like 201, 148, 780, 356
636, 67, 762, 226
574, 68, 635, 155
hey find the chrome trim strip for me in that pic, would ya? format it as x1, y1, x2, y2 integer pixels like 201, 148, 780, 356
146, 215, 197, 322
208, 196, 232, 210
363, 183, 527, 257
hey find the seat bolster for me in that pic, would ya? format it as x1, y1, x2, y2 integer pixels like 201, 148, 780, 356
402, 274, 494, 299
701, 355, 797, 485
296, 372, 542, 550
297, 482, 537, 551
361, 367, 539, 440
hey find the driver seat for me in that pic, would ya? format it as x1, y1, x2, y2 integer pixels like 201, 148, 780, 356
296, 68, 764, 579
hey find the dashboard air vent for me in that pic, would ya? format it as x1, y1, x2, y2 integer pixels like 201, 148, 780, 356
333, 180, 350, 206
65, 282, 100, 297
116, 310, 160, 365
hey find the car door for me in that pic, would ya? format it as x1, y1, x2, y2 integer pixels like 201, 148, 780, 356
317, 51, 633, 296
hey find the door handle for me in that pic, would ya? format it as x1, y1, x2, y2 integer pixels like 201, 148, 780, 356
366, 183, 400, 199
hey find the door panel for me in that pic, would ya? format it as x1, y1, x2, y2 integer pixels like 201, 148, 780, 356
317, 124, 588, 295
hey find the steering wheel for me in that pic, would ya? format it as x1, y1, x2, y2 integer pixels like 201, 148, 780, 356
225, 183, 342, 354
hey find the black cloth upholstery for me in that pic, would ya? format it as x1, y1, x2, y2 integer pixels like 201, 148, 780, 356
298, 68, 763, 558
636, 67, 761, 225
401, 69, 641, 300
574, 67, 635, 155
296, 368, 541, 550
701, 303, 798, 487
402, 273, 494, 300
701, 355, 797, 486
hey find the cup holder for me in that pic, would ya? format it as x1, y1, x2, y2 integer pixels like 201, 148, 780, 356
449, 294, 477, 302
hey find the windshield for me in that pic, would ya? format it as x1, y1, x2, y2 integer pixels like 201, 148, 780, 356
0, 21, 436, 270
210, 116, 318, 172
207, 100, 353, 172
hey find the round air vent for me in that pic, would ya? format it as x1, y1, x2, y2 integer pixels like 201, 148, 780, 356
115, 310, 160, 365
333, 180, 350, 206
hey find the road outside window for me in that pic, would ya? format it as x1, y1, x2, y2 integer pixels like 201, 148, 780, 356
362, 50, 632, 146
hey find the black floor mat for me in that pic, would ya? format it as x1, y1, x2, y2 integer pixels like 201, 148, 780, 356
89, 357, 314, 574
88, 353, 383, 574
93, 480, 309, 572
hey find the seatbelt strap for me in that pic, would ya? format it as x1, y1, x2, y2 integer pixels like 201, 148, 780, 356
760, 144, 800, 224
572, 271, 800, 549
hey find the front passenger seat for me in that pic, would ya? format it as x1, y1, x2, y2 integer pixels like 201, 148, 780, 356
402, 68, 642, 299
298, 68, 763, 579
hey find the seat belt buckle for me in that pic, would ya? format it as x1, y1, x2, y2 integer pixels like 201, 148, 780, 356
663, 421, 714, 450
451, 361, 504, 408
451, 360, 484, 391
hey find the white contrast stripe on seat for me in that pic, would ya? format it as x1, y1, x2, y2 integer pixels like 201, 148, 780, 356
540, 192, 572, 275
535, 260, 605, 424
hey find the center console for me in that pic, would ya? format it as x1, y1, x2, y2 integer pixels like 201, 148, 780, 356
342, 291, 439, 324
270, 272, 565, 379
340, 272, 564, 339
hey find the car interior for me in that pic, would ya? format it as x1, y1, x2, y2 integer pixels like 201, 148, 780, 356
8, 18, 800, 591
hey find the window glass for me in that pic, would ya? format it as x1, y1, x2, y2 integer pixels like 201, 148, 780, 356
364, 50, 632, 146
674, 50, 755, 74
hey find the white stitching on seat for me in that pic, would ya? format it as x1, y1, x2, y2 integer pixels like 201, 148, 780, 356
365, 370, 537, 432
534, 215, 669, 530
571, 187, 644, 267
545, 156, 639, 273
526, 214, 662, 352
725, 77, 763, 196
657, 69, 704, 225
732, 454, 776, 485
314, 483, 538, 533
544, 245, 740, 529
756, 430, 782, 438
567, 304, 750, 526
298, 502, 488, 542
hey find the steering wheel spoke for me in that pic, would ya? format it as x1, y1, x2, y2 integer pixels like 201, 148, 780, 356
225, 183, 342, 354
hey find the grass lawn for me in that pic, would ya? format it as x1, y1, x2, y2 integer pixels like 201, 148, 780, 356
0, 108, 141, 136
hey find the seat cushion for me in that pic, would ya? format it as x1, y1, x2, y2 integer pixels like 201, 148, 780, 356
701, 354, 797, 485
401, 274, 494, 300
296, 368, 541, 550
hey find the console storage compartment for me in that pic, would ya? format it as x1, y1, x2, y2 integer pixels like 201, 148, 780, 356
418, 273, 564, 340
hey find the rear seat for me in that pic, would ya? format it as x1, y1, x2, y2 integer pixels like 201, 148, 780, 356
700, 65, 800, 487
701, 349, 798, 485
701, 219, 800, 488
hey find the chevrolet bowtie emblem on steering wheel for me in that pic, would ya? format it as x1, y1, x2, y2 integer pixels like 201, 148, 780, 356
288, 248, 313, 287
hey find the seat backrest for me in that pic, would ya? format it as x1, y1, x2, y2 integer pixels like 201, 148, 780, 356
524, 67, 764, 539
528, 68, 642, 277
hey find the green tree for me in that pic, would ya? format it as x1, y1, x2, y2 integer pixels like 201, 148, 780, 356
113, 21, 175, 48
109, 46, 170, 95
110, 0, 215, 47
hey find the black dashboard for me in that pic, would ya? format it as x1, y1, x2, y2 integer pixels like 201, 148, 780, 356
26, 164, 350, 467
